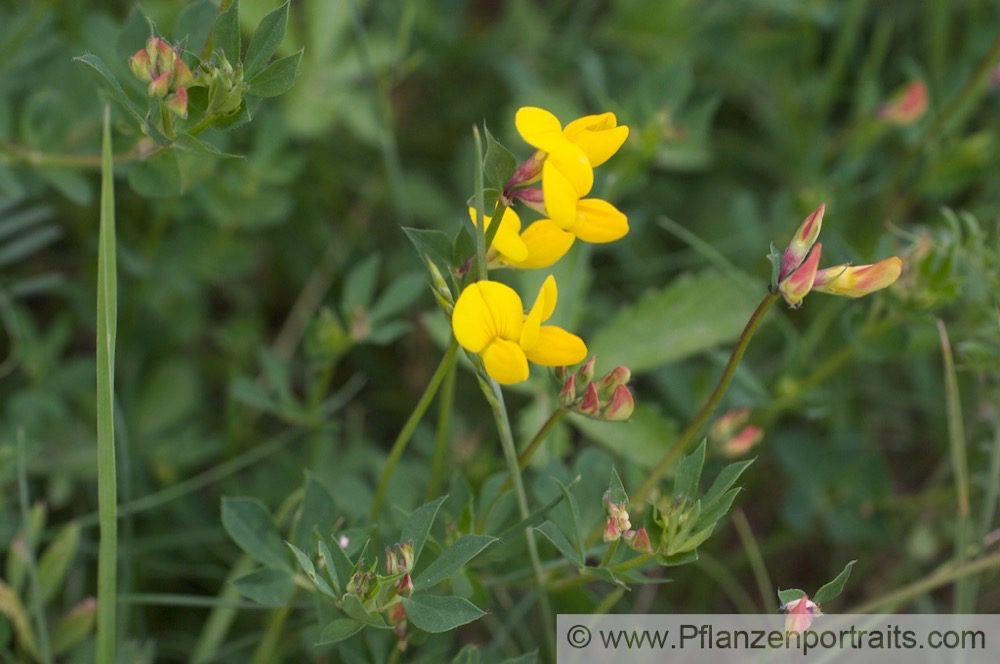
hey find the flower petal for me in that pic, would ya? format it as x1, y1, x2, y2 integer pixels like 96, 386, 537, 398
571, 198, 629, 243
778, 242, 822, 308
482, 338, 530, 384
563, 113, 629, 167
542, 161, 580, 230
521, 275, 558, 350
524, 326, 588, 367
813, 257, 903, 298
452, 281, 523, 352
515, 107, 564, 153
468, 207, 527, 263
505, 220, 575, 269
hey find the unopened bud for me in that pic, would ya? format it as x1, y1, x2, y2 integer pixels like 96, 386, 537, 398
779, 242, 822, 308
577, 356, 597, 384
505, 150, 545, 192
167, 87, 189, 118
385, 547, 400, 575
721, 425, 763, 457
173, 58, 194, 88
398, 542, 414, 572
782, 595, 822, 634
812, 257, 903, 298
710, 407, 751, 443
879, 81, 928, 126
597, 366, 631, 395
559, 373, 577, 408
148, 71, 171, 98
603, 519, 622, 542
129, 49, 152, 82
395, 573, 414, 598
602, 384, 634, 421
780, 204, 825, 281
625, 527, 653, 553
579, 381, 600, 416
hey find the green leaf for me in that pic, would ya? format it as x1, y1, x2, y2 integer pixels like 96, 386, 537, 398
569, 405, 678, 469
127, 150, 182, 198
212, 0, 241, 64
534, 521, 582, 567
588, 271, 761, 373
401, 595, 486, 633
673, 439, 706, 500
403, 227, 453, 274
482, 123, 516, 190
701, 459, 755, 511
401, 495, 448, 566
552, 478, 585, 560
73, 54, 145, 126
248, 49, 302, 98
317, 540, 344, 595
413, 535, 497, 591
294, 474, 338, 553
370, 273, 427, 324
221, 497, 290, 571
777, 588, 806, 606
696, 487, 742, 530
52, 598, 96, 655
766, 242, 782, 292
286, 542, 337, 599
244, 0, 289, 77
173, 134, 244, 159
500, 653, 538, 664
656, 549, 699, 567
342, 254, 381, 315
317, 618, 365, 645
174, 0, 217, 52
606, 467, 628, 506
38, 523, 80, 603
668, 522, 715, 555
813, 560, 857, 605
231, 568, 295, 607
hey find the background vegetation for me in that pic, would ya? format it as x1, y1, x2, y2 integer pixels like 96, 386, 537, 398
1, 0, 999, 661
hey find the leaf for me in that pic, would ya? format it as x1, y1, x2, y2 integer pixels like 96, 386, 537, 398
534, 521, 582, 567
402, 226, 454, 280
552, 478, 585, 560
172, 134, 244, 159
342, 254, 381, 315
369, 273, 427, 324
286, 542, 337, 599
606, 467, 628, 506
294, 474, 338, 553
588, 271, 761, 373
401, 595, 486, 633
73, 54, 145, 126
413, 535, 497, 591
52, 598, 97, 655
248, 49, 303, 98
500, 653, 538, 664
231, 568, 295, 607
212, 0, 241, 64
482, 123, 516, 190
38, 522, 80, 603
317, 618, 365, 645
777, 588, 806, 606
673, 439, 706, 500
766, 242, 782, 291
701, 459, 755, 511
401, 496, 448, 566
656, 549, 699, 567
317, 539, 344, 595
127, 150, 182, 198
174, 0, 217, 52
244, 0, 289, 77
813, 560, 857, 605
0, 579, 39, 660
221, 497, 290, 571
668, 522, 715, 555
569, 405, 678, 469
696, 487, 742, 529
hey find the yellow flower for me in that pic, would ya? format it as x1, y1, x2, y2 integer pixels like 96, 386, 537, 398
451, 275, 587, 384
812, 257, 903, 298
514, 107, 630, 243
468, 207, 575, 270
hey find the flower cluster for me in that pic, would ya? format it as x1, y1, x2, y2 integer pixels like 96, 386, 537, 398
602, 496, 651, 552
778, 204, 903, 308
384, 541, 415, 598
452, 106, 633, 391
558, 358, 635, 421
129, 37, 192, 118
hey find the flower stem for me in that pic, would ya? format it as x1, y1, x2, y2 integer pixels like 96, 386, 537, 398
370, 338, 459, 523
518, 407, 566, 471
633, 292, 777, 505
482, 376, 555, 660
426, 353, 457, 500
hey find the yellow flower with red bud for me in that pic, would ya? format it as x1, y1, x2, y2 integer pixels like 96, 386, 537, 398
777, 204, 903, 307
451, 275, 587, 385
467, 207, 575, 270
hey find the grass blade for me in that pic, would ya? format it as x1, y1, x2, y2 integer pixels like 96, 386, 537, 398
96, 105, 119, 663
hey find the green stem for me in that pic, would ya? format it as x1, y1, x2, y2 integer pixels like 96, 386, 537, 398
96, 105, 119, 664
17, 430, 52, 664
518, 408, 566, 471
598, 539, 619, 568
634, 293, 777, 505
370, 338, 459, 523
482, 376, 555, 660
249, 589, 299, 664
731, 508, 775, 612
426, 353, 457, 500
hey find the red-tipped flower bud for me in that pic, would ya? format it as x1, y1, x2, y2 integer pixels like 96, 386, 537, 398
167, 87, 189, 118
559, 373, 577, 408
579, 381, 600, 416
602, 384, 634, 421
129, 48, 152, 82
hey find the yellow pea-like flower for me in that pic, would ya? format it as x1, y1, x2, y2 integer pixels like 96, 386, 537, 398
467, 207, 575, 270
451, 275, 587, 385
812, 257, 903, 298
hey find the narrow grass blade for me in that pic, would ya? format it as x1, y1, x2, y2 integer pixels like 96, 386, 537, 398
96, 105, 119, 663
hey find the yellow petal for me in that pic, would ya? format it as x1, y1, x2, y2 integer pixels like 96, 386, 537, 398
482, 338, 530, 384
468, 206, 527, 262
505, 220, 575, 269
452, 281, 523, 352
545, 142, 593, 196
570, 198, 629, 243
515, 107, 564, 153
524, 326, 588, 367
542, 161, 580, 230
813, 257, 903, 298
521, 275, 558, 351
563, 113, 629, 167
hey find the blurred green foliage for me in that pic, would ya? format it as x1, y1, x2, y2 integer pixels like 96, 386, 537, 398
1, 0, 1000, 661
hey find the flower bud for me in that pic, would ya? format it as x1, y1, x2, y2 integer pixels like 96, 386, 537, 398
385, 547, 401, 575
709, 407, 751, 443
148, 71, 171, 98
779, 242, 822, 308
129, 48, 152, 82
721, 425, 763, 458
149, 37, 175, 71
879, 81, 928, 126
559, 373, 577, 408
505, 150, 545, 192
427, 260, 453, 305
395, 573, 414, 598
172, 58, 194, 89
167, 87, 189, 118
782, 595, 822, 634
577, 356, 597, 384
812, 257, 903, 298
780, 204, 824, 281
603, 518, 622, 542
602, 384, 634, 421
578, 381, 600, 416
597, 366, 631, 395
398, 542, 414, 572
625, 527, 653, 553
